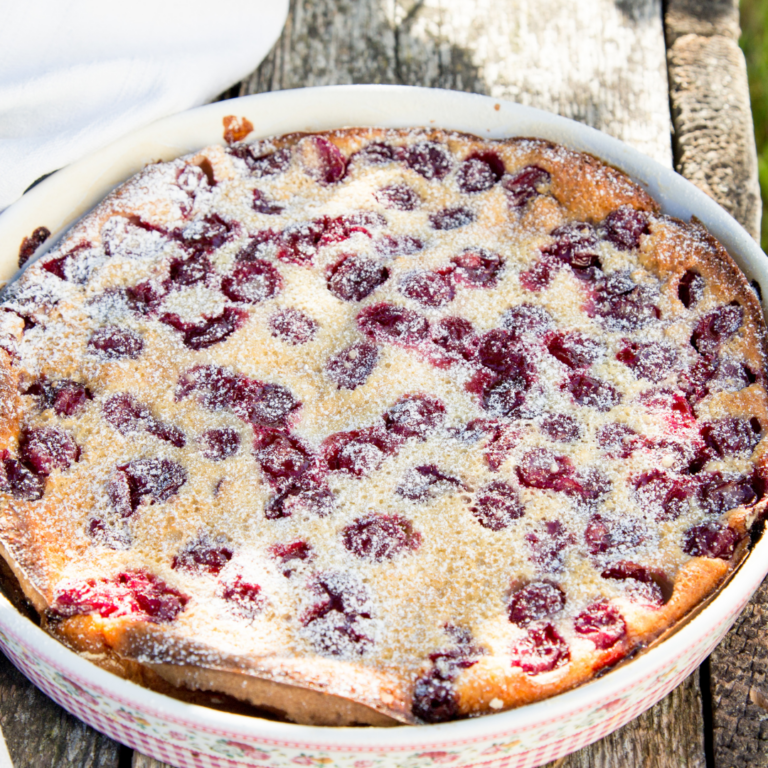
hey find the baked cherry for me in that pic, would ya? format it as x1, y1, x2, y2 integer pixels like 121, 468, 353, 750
701, 417, 761, 457
477, 330, 525, 375
18, 226, 50, 267
405, 141, 452, 180
277, 220, 326, 265
111, 458, 187, 515
103, 393, 185, 447
176, 214, 236, 256
235, 230, 279, 262
507, 582, 566, 626
266, 475, 335, 519
201, 428, 240, 460
357, 303, 430, 345
383, 394, 445, 440
411, 674, 457, 723
565, 373, 621, 411
270, 541, 314, 578
269, 308, 318, 345
326, 341, 379, 390
160, 306, 247, 350
429, 207, 476, 230
500, 303, 553, 336
19, 428, 79, 475
168, 253, 212, 288
0, 457, 45, 501
323, 428, 395, 477
601, 207, 650, 250
218, 575, 265, 618
252, 188, 284, 215
590, 272, 660, 331
601, 561, 669, 606
221, 260, 282, 304
540, 413, 581, 442
299, 136, 347, 184
481, 375, 534, 420
510, 623, 570, 675
545, 222, 600, 278
355, 142, 405, 165
374, 234, 424, 258
253, 429, 312, 488
516, 449, 577, 492
375, 183, 420, 210
597, 423, 639, 458
683, 522, 740, 559
678, 270, 705, 308
546, 331, 602, 369
456, 152, 504, 193
399, 271, 455, 307
88, 327, 144, 359
525, 521, 574, 572
502, 165, 551, 207
633, 471, 694, 521
25, 378, 91, 417
172, 535, 233, 575
616, 340, 677, 382
342, 512, 421, 561
125, 281, 166, 316
300, 572, 374, 656
450, 248, 504, 288
228, 144, 291, 177
327, 254, 389, 302
699, 473, 758, 515
430, 316, 476, 361
396, 465, 463, 501
471, 481, 525, 530
585, 514, 647, 555
52, 570, 188, 623
574, 602, 627, 649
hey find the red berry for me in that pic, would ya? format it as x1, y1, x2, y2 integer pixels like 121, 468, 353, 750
221, 260, 282, 304
383, 394, 445, 440
172, 535, 233, 575
430, 316, 477, 361
471, 481, 525, 530
167, 253, 212, 288
502, 165, 551, 207
252, 188, 284, 215
597, 423, 639, 458
228, 145, 291, 177
701, 417, 761, 457
355, 142, 405, 165
270, 540, 314, 576
218, 575, 265, 618
683, 522, 740, 559
525, 521, 574, 572
451, 248, 504, 288
0, 457, 45, 501
375, 183, 420, 210
300, 136, 347, 183
500, 304, 553, 336
374, 235, 424, 258
678, 270, 705, 308
357, 303, 430, 346
341, 512, 421, 561
574, 602, 626, 649
327, 254, 389, 302
326, 342, 379, 390
456, 152, 504, 193
405, 142, 452, 180
160, 307, 247, 350
601, 207, 649, 251
601, 561, 669, 606
429, 207, 476, 230
546, 331, 602, 369
322, 428, 395, 477
411, 674, 457, 723
19, 428, 79, 475
507, 581, 566, 626
88, 327, 144, 359
396, 464, 463, 502
565, 373, 621, 411
269, 308, 318, 345
201, 428, 240, 461
616, 340, 677, 382
235, 230, 279, 262
539, 413, 581, 442
399, 271, 455, 307
253, 429, 313, 489
510, 623, 570, 675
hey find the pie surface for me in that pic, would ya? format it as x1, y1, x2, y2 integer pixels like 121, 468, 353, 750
0, 127, 767, 725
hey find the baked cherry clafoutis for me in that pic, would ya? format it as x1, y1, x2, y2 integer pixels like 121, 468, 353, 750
0, 126, 766, 726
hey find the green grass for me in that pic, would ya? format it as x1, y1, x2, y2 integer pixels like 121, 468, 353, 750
740, 0, 768, 251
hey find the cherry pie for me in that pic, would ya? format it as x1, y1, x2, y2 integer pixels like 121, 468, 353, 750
0, 126, 766, 725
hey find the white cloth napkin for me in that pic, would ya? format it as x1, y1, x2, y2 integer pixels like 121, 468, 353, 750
0, 0, 289, 211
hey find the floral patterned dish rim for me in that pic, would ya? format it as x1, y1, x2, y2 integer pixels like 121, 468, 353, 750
0, 84, 766, 752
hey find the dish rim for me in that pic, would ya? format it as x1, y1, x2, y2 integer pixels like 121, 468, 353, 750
0, 83, 766, 748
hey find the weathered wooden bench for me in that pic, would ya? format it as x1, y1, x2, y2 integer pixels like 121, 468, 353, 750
2, 1, 763, 765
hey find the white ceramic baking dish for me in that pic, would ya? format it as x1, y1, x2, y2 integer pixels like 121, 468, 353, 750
0, 85, 766, 768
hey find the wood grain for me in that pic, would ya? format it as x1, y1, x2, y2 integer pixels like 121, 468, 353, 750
132, 754, 171, 768
0, 652, 122, 768
240, 0, 672, 167
665, 0, 762, 239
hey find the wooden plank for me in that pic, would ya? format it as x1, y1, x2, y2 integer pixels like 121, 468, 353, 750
665, 0, 762, 239
0, 652, 122, 768
240, 0, 672, 167
132, 754, 171, 768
